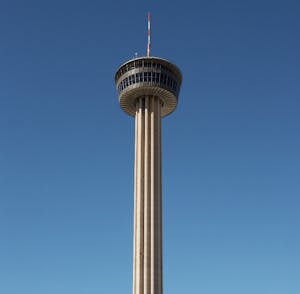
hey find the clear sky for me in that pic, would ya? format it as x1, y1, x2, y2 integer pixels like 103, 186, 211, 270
0, 0, 299, 293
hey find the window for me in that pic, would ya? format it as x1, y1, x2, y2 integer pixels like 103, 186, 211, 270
139, 72, 143, 82
167, 76, 171, 87
144, 72, 151, 82
173, 81, 177, 91
160, 74, 164, 85
152, 72, 156, 82
128, 63, 134, 70
136, 60, 143, 68
156, 73, 160, 83
162, 74, 167, 85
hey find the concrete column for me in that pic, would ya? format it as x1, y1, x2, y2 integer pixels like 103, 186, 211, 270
144, 96, 151, 294
133, 96, 163, 294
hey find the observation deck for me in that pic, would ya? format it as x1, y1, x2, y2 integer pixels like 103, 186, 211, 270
115, 57, 182, 117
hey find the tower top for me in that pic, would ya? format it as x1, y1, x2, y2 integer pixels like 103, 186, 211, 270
115, 57, 182, 117
114, 14, 182, 117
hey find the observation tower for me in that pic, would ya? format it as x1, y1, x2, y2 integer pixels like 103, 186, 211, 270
114, 14, 182, 294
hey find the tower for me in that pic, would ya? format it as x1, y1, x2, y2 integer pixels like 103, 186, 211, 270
114, 14, 182, 294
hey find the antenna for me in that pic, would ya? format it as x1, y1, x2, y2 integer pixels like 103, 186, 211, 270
147, 12, 151, 56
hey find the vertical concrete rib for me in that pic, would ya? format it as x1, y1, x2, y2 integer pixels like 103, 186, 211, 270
152, 97, 159, 294
133, 102, 138, 294
143, 96, 151, 294
157, 99, 162, 294
135, 97, 145, 294
150, 97, 155, 294
150, 96, 163, 294
155, 97, 162, 294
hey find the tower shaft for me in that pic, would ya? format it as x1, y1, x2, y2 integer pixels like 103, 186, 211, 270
133, 96, 163, 294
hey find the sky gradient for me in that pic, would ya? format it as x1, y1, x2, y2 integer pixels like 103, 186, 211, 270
0, 1, 299, 293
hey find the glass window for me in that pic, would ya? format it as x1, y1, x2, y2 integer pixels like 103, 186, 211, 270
145, 72, 148, 82
162, 74, 167, 85
160, 74, 164, 85
157, 73, 161, 83
167, 76, 171, 86
173, 81, 177, 91
153, 72, 156, 82
128, 63, 134, 70
132, 74, 136, 84
139, 72, 143, 82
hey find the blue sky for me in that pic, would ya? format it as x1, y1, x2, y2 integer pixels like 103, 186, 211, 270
0, 0, 299, 293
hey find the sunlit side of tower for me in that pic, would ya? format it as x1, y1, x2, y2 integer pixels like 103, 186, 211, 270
114, 14, 182, 294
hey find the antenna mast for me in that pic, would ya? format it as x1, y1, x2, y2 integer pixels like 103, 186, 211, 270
147, 12, 151, 56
